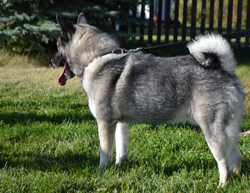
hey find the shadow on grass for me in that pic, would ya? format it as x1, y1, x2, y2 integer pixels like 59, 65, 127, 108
0, 110, 95, 125
116, 154, 250, 179
145, 124, 202, 134
1, 146, 249, 178
116, 156, 217, 176
0, 151, 99, 172
0, 150, 216, 176
1, 151, 249, 178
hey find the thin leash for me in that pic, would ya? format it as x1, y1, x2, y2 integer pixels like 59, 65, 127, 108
106, 29, 250, 55
105, 41, 188, 55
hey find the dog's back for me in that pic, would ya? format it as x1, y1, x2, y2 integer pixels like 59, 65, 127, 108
84, 48, 244, 126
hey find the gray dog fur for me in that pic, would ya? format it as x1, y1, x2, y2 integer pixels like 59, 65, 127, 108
51, 13, 245, 186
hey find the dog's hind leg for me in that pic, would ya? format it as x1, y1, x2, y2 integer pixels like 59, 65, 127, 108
231, 145, 242, 174
115, 122, 129, 165
200, 124, 235, 186
205, 130, 242, 187
97, 120, 117, 168
193, 104, 242, 187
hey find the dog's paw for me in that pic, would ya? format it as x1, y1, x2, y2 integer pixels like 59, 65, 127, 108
218, 182, 227, 189
115, 158, 129, 167
99, 163, 109, 169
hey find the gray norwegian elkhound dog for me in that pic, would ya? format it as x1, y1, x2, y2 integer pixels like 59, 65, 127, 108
52, 13, 245, 186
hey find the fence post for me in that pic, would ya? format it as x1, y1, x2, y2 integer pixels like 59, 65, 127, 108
191, 0, 197, 38
200, 0, 206, 34
218, 0, 223, 34
157, 0, 163, 44
140, 0, 145, 43
148, 0, 154, 44
165, 0, 171, 43
236, 0, 243, 48
246, 0, 250, 48
173, 0, 179, 42
131, 5, 137, 43
209, 0, 215, 32
182, 0, 188, 41
227, 0, 233, 44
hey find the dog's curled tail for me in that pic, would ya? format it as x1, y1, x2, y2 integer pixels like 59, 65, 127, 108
187, 34, 236, 75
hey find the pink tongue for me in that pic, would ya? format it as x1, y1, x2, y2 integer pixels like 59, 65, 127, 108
58, 62, 67, 86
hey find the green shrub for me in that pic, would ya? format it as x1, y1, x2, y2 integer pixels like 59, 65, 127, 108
0, 0, 141, 52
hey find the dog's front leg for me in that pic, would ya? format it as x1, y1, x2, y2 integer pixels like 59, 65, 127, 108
97, 120, 116, 168
115, 122, 129, 165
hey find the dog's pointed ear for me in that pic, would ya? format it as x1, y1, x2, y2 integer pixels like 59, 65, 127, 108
56, 15, 75, 32
56, 14, 75, 40
77, 13, 87, 24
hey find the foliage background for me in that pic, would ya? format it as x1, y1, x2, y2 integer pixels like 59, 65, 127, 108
0, 0, 140, 52
0, 0, 249, 52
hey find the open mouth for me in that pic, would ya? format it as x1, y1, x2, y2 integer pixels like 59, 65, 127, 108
51, 52, 75, 86
58, 59, 75, 86
58, 60, 68, 86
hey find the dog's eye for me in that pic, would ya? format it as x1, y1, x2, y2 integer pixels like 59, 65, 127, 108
59, 35, 67, 41
58, 36, 67, 47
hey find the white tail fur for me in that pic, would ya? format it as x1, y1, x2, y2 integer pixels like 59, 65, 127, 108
187, 34, 236, 75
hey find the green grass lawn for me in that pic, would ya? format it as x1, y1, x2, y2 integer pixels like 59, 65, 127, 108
1, 49, 250, 192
